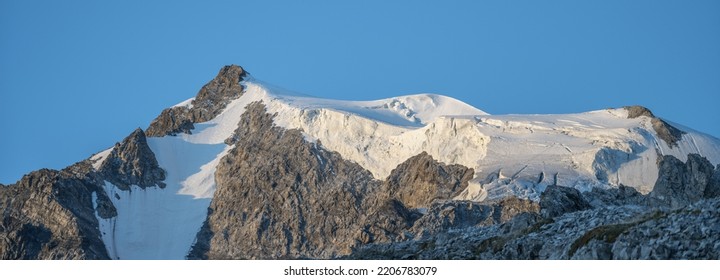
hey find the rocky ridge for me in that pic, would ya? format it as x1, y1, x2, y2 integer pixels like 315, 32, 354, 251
146, 65, 247, 137
649, 154, 719, 208
98, 128, 166, 190
0, 164, 112, 259
1, 125, 168, 259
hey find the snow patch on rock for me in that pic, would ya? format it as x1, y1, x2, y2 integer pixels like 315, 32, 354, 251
90, 148, 113, 170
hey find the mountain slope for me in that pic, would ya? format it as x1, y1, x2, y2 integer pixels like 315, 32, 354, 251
2, 64, 719, 260
153, 65, 720, 202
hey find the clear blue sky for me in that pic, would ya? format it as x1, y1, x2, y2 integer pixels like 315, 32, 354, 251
1, 0, 719, 184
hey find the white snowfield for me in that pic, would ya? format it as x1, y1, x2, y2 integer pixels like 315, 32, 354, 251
91, 75, 720, 259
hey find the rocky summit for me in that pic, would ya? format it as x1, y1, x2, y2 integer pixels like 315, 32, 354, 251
2, 65, 720, 260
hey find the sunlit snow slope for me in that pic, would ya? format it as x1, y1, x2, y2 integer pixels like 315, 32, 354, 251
92, 74, 720, 259
246, 77, 720, 200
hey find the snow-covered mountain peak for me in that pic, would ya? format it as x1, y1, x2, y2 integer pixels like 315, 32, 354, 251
7, 65, 720, 261
162, 68, 720, 189
81, 65, 720, 260
32, 65, 720, 260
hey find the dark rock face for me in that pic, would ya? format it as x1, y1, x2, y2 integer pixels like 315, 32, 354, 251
98, 128, 166, 190
9, 223, 52, 259
0, 168, 111, 259
146, 65, 247, 137
624, 105, 685, 147
410, 197, 538, 238
539, 185, 591, 218
707, 165, 720, 198
383, 152, 474, 209
582, 185, 646, 208
650, 154, 717, 208
188, 102, 474, 259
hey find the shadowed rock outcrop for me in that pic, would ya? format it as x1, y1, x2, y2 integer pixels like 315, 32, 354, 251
582, 185, 646, 207
382, 152, 474, 209
146, 65, 247, 136
624, 105, 685, 147
708, 164, 720, 198
0, 167, 112, 259
539, 185, 591, 218
409, 197, 539, 238
649, 154, 718, 208
98, 128, 166, 190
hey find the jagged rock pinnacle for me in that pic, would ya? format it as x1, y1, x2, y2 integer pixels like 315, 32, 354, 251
99, 128, 166, 189
146, 65, 248, 137
196, 65, 247, 102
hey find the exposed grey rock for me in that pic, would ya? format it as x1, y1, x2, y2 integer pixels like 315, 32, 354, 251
188, 101, 475, 259
625, 105, 655, 119
493, 205, 650, 260
348, 204, 652, 260
360, 199, 421, 245
0, 168, 110, 259
498, 212, 542, 235
61, 161, 117, 219
539, 185, 591, 218
649, 154, 717, 208
345, 198, 540, 260
704, 164, 720, 198
382, 152, 474, 209
571, 238, 615, 260
624, 105, 685, 147
146, 106, 195, 136
582, 185, 646, 208
410, 197, 538, 238
6, 223, 52, 260
98, 128, 166, 190
189, 102, 405, 259
611, 198, 720, 259
347, 154, 720, 260
146, 65, 247, 137
549, 197, 720, 260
